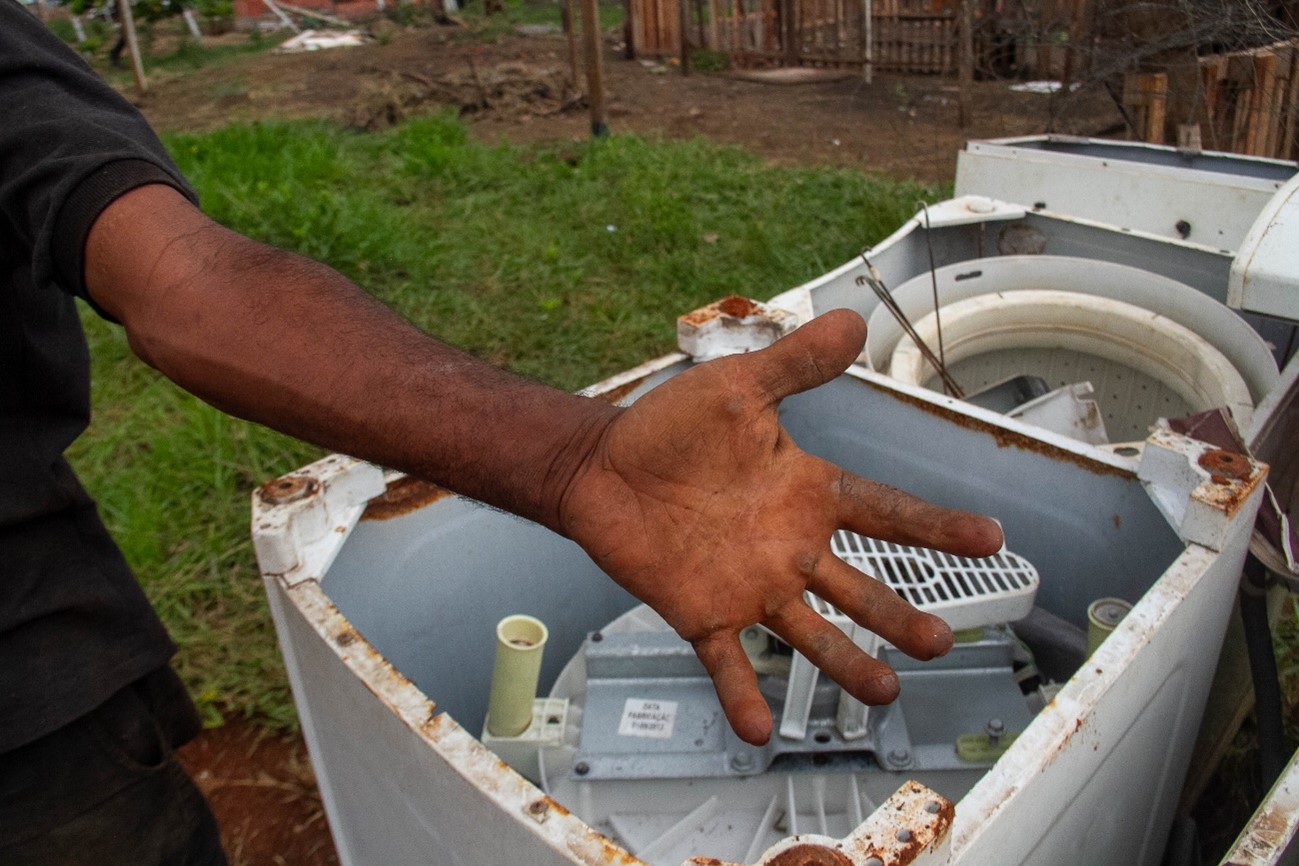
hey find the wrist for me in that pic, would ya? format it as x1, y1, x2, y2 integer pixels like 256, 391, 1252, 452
540, 395, 620, 536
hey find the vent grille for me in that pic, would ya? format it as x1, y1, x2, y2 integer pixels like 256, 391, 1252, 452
822, 530, 1040, 630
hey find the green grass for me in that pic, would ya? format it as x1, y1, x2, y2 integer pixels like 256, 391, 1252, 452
70, 114, 942, 729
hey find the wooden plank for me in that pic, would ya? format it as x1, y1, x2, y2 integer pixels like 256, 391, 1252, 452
1201, 57, 1224, 151
732, 0, 746, 57
1122, 71, 1168, 144
1250, 51, 1278, 156
1282, 48, 1299, 159
958, 0, 972, 126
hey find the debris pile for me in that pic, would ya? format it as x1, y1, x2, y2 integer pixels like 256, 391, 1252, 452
348, 61, 583, 130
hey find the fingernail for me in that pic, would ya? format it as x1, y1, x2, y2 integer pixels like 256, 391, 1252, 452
866, 671, 901, 704
991, 517, 1007, 556
926, 617, 954, 658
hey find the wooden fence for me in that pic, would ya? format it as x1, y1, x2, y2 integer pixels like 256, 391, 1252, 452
1199, 41, 1299, 161
631, 0, 953, 72
628, 0, 1099, 77
873, 0, 954, 74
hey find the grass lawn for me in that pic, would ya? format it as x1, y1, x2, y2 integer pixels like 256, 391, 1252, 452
69, 113, 943, 727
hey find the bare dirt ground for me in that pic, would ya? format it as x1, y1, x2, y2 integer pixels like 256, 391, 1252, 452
134, 23, 1118, 183
178, 718, 339, 866
150, 23, 1117, 865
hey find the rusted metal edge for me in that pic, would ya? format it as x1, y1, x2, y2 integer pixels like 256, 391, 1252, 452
280, 580, 649, 866
950, 543, 1222, 856
1218, 743, 1299, 865
362, 475, 455, 521
845, 367, 1135, 479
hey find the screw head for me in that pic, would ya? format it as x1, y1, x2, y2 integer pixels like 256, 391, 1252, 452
573, 761, 590, 776
888, 747, 911, 766
730, 752, 754, 772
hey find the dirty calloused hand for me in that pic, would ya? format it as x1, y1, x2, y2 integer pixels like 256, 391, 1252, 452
558, 309, 1003, 745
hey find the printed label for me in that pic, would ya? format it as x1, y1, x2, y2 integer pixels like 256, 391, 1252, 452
617, 698, 678, 739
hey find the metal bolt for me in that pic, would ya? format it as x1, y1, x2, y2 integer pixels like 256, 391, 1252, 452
258, 474, 319, 506
896, 829, 912, 843
986, 718, 1005, 746
925, 800, 942, 814
590, 632, 603, 643
730, 752, 754, 772
865, 859, 884, 866
574, 761, 590, 776
888, 747, 911, 766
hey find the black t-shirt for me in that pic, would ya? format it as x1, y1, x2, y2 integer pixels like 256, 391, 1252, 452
1, 0, 198, 750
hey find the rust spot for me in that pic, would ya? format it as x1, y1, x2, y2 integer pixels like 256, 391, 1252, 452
258, 474, 320, 505
1198, 448, 1251, 480
1112, 514, 1121, 529
862, 379, 1131, 477
335, 628, 357, 647
679, 295, 761, 327
717, 295, 759, 318
596, 378, 643, 405
1192, 470, 1259, 518
584, 832, 640, 864
767, 844, 853, 866
542, 795, 571, 817
362, 476, 453, 520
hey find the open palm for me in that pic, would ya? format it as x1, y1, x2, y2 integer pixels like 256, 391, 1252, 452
559, 310, 1003, 745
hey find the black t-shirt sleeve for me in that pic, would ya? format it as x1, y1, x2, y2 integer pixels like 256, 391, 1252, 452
0, 0, 198, 307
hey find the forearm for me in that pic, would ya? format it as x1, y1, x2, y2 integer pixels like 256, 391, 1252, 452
85, 185, 617, 530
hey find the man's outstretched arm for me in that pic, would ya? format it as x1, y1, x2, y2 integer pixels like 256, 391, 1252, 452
86, 183, 1003, 745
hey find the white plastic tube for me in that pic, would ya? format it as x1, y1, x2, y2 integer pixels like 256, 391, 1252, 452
486, 615, 549, 737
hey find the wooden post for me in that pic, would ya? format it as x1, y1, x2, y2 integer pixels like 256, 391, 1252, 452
1282, 48, 1299, 160
181, 7, 204, 44
778, 0, 793, 65
732, 0, 746, 62
117, 0, 147, 96
624, 0, 635, 59
680, 0, 691, 74
1177, 123, 1202, 150
579, 0, 609, 136
957, 0, 973, 127
563, 0, 582, 83
862, 0, 871, 82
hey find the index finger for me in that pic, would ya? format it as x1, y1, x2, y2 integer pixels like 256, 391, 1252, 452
837, 470, 1003, 558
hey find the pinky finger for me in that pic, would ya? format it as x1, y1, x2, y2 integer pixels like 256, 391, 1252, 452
692, 631, 773, 746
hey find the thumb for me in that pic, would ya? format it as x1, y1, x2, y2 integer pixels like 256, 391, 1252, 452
741, 309, 867, 402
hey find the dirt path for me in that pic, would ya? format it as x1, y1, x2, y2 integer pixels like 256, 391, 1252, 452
134, 24, 1116, 183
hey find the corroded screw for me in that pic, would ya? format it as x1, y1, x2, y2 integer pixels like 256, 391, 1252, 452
986, 718, 1005, 746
